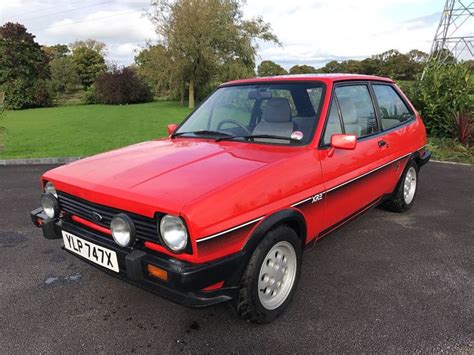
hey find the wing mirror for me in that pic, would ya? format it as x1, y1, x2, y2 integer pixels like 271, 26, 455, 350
167, 124, 178, 136
328, 134, 357, 157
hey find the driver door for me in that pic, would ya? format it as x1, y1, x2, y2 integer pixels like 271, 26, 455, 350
318, 82, 392, 233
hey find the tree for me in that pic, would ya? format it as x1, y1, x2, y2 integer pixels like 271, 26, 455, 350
70, 39, 107, 89
135, 44, 178, 100
50, 55, 80, 96
318, 60, 343, 73
0, 22, 51, 109
257, 60, 287, 77
43, 44, 70, 61
149, 0, 279, 108
289, 64, 316, 74
70, 39, 106, 55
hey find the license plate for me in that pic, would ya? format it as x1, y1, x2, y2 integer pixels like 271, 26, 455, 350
62, 231, 119, 273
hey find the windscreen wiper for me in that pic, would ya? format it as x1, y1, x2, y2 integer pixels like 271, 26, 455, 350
171, 130, 234, 138
216, 134, 300, 143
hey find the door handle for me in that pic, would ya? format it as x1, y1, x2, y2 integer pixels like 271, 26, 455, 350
378, 140, 389, 148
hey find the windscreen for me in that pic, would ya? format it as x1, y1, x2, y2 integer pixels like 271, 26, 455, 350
175, 83, 325, 145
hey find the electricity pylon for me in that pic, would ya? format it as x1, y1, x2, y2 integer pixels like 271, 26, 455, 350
429, 0, 474, 61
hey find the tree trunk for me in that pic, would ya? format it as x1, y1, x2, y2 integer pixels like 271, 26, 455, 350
180, 80, 185, 106
188, 78, 195, 109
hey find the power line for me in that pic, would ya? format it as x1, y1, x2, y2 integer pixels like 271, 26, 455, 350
10, 0, 86, 18
31, 9, 142, 32
19, 1, 114, 22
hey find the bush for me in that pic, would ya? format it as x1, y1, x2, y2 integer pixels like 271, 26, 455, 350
2, 78, 52, 110
95, 67, 153, 105
82, 84, 97, 105
409, 61, 472, 138
454, 111, 472, 147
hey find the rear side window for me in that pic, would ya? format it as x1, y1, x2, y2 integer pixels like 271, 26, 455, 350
335, 85, 377, 138
372, 84, 413, 130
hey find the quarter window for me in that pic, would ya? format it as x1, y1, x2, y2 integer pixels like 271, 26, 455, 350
372, 84, 413, 130
335, 85, 377, 138
322, 100, 342, 145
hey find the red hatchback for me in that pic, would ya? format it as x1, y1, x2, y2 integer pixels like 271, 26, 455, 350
31, 74, 431, 323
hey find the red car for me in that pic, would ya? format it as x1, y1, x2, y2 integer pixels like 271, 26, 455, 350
31, 74, 430, 323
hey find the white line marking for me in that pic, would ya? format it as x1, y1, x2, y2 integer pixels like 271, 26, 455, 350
291, 152, 413, 207
196, 217, 264, 243
431, 160, 472, 167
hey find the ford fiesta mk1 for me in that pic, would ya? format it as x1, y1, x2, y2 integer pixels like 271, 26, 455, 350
31, 74, 431, 323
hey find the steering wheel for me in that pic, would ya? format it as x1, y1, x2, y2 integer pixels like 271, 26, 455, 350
216, 119, 251, 135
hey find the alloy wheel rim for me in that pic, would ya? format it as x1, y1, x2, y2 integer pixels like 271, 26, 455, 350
257, 241, 297, 310
403, 167, 417, 204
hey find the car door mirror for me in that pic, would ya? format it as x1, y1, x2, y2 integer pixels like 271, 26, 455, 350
328, 134, 357, 157
167, 124, 178, 136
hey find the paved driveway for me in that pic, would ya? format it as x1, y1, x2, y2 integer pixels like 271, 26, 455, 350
0, 162, 472, 353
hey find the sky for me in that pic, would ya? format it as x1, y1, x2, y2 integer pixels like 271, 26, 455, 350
0, 0, 466, 69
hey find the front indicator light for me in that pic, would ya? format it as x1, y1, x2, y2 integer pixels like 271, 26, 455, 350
40, 193, 60, 218
110, 214, 136, 247
147, 264, 168, 281
159, 215, 188, 252
43, 181, 57, 197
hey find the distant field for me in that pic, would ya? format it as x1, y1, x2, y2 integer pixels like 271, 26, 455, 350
0, 102, 191, 159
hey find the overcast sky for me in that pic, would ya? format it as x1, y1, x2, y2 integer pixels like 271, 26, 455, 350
0, 0, 456, 69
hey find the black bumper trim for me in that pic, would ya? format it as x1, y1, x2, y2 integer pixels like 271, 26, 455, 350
420, 150, 432, 167
30, 208, 244, 307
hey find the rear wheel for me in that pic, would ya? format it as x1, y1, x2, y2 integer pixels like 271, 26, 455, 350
234, 225, 302, 323
383, 160, 419, 212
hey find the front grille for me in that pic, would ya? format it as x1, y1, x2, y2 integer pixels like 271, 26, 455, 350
58, 191, 162, 244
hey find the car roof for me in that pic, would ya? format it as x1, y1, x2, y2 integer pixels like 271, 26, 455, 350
222, 73, 394, 86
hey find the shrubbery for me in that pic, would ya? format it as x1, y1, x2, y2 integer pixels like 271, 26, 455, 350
408, 61, 472, 140
94, 68, 153, 105
2, 78, 51, 110
82, 84, 97, 105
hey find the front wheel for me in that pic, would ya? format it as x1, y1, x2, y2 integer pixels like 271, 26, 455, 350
383, 159, 419, 212
234, 225, 302, 323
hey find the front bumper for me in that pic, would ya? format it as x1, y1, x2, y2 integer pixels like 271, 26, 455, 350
31, 208, 243, 307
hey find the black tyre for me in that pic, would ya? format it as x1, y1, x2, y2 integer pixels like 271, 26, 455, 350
383, 159, 419, 213
234, 225, 302, 323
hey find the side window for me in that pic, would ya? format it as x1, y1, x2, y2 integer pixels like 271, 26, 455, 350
323, 99, 342, 145
335, 85, 377, 138
372, 84, 413, 130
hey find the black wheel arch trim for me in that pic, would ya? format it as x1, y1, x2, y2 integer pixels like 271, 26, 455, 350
243, 209, 307, 254
225, 208, 307, 288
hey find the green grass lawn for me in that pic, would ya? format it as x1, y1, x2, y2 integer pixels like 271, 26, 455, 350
0, 102, 472, 165
427, 137, 474, 165
0, 102, 191, 159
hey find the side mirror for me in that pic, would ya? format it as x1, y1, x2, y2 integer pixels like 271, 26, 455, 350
167, 124, 178, 136
328, 134, 357, 157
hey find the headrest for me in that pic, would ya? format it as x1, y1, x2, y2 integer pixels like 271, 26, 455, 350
262, 98, 292, 123
338, 97, 358, 124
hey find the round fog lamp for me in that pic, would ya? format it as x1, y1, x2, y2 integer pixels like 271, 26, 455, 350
41, 193, 60, 219
111, 214, 136, 247
159, 215, 188, 252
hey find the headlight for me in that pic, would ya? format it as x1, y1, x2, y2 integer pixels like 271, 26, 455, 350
43, 181, 57, 197
159, 215, 188, 252
41, 193, 60, 218
110, 214, 136, 247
